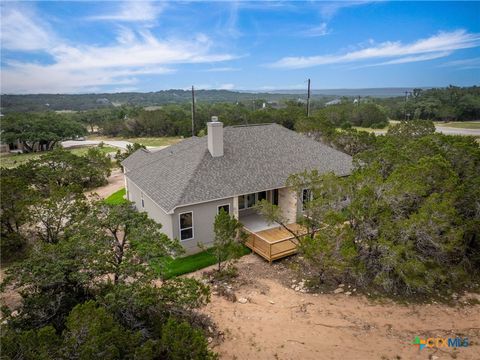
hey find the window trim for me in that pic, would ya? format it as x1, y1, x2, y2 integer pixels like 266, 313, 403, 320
217, 204, 230, 214
178, 211, 194, 241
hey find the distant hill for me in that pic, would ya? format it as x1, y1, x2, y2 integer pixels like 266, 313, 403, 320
0, 88, 418, 113
263, 88, 420, 97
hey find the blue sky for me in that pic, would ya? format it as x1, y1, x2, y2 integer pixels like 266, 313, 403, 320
1, 1, 479, 94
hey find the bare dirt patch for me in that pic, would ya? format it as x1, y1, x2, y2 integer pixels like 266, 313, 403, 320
86, 168, 124, 199
192, 255, 480, 360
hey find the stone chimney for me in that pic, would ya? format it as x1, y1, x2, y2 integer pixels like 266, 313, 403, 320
207, 116, 223, 157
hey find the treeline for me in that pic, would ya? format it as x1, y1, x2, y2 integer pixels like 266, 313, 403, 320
2, 86, 478, 148
1, 112, 87, 152
378, 86, 480, 121
0, 148, 217, 359
74, 100, 388, 138
1, 89, 331, 113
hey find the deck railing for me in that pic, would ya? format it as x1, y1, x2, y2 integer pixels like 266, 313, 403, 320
243, 226, 301, 263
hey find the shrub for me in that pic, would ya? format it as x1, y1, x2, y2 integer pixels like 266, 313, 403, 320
160, 318, 217, 360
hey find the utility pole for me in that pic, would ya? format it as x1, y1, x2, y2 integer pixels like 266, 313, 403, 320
191, 86, 195, 137
404, 90, 411, 121
306, 78, 311, 117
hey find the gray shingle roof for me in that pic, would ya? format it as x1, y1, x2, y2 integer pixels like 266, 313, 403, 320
123, 124, 352, 213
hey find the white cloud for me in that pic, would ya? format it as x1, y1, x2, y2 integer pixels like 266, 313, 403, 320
88, 1, 164, 22
298, 22, 330, 37
300, 23, 330, 37
355, 51, 453, 68
0, 5, 54, 51
318, 1, 377, 19
1, 2, 236, 95
224, 1, 242, 38
269, 30, 480, 69
439, 57, 480, 69
2, 27, 236, 93
219, 83, 235, 90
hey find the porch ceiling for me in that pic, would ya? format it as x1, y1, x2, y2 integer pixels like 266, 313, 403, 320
240, 213, 279, 233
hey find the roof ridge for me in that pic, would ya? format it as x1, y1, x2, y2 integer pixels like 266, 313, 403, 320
227, 123, 276, 128
125, 137, 204, 174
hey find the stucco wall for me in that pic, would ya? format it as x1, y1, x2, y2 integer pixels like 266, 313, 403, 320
125, 176, 174, 239
172, 197, 234, 255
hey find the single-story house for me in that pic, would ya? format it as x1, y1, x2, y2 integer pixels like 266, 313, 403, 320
122, 118, 352, 261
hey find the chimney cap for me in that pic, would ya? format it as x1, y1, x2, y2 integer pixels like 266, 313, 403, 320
211, 116, 219, 122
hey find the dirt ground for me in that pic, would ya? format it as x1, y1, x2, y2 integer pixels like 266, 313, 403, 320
3, 169, 478, 359
86, 167, 125, 199
192, 255, 480, 360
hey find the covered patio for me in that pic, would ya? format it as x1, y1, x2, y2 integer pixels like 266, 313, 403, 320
241, 213, 307, 263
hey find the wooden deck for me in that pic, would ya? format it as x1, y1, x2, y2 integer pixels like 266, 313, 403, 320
244, 223, 307, 263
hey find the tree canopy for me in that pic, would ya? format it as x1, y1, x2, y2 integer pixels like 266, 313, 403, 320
1, 112, 86, 152
257, 120, 480, 296
1, 146, 216, 359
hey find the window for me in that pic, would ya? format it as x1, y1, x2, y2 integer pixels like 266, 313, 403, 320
239, 191, 272, 210
247, 193, 256, 208
179, 212, 194, 240
257, 191, 267, 202
302, 189, 312, 210
238, 195, 245, 210
217, 204, 230, 214
141, 193, 144, 208
272, 189, 279, 206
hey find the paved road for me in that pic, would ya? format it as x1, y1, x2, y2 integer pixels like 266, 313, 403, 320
61, 140, 168, 151
434, 126, 480, 136
61, 140, 133, 150
373, 125, 480, 137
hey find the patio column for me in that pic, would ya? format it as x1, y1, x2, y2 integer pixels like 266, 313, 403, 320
233, 196, 239, 219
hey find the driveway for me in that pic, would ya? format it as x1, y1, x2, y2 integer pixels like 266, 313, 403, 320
61, 140, 170, 151
61, 140, 133, 150
86, 168, 125, 199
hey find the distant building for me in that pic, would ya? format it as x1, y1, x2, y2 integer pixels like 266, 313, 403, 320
325, 99, 341, 106
261, 101, 284, 110
297, 98, 307, 104
96, 98, 110, 105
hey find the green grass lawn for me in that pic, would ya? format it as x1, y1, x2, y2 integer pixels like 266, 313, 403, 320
351, 126, 387, 133
435, 121, 480, 129
122, 137, 182, 147
104, 188, 127, 205
104, 187, 251, 278
155, 246, 251, 279
0, 146, 117, 169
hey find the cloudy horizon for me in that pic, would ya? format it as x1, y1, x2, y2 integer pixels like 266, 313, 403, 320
1, 1, 479, 94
